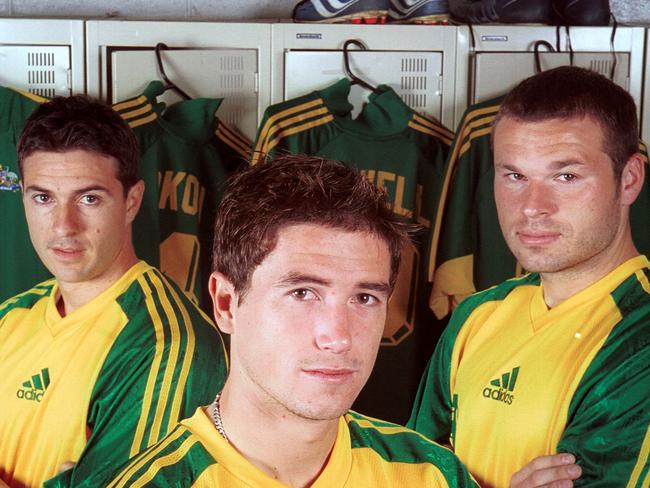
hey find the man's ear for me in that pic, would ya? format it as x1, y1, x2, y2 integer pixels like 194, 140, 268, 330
209, 272, 238, 334
125, 179, 145, 223
620, 153, 645, 205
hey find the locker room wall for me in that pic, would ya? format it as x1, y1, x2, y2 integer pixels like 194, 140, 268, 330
1, 0, 295, 20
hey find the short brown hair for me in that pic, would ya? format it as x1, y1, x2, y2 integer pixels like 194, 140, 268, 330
17, 95, 140, 193
212, 154, 411, 300
494, 66, 638, 179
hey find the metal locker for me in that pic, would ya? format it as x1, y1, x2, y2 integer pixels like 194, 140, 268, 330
0, 18, 84, 96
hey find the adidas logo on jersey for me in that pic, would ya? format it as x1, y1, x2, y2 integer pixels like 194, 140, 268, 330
16, 368, 50, 402
482, 366, 519, 405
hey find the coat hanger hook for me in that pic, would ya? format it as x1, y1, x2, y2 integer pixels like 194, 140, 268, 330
154, 42, 191, 100
342, 39, 376, 92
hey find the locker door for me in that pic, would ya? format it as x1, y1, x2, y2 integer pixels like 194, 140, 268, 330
473, 51, 631, 104
0, 45, 72, 97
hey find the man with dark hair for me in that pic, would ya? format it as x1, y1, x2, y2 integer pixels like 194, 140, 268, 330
0, 96, 228, 488
410, 66, 650, 487
106, 154, 478, 487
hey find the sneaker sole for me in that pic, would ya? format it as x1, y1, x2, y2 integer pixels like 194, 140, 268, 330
389, 13, 449, 23
295, 10, 389, 23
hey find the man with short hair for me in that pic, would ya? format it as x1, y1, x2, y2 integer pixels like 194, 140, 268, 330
0, 96, 228, 488
105, 154, 477, 487
409, 65, 650, 487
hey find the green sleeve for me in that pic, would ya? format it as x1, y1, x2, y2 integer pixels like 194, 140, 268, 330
44, 274, 228, 487
557, 304, 650, 487
407, 309, 465, 444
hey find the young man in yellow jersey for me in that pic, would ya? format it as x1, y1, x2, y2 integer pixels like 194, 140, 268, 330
105, 154, 478, 487
410, 66, 650, 487
0, 96, 228, 488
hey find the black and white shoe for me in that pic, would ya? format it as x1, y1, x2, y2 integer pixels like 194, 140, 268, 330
389, 0, 449, 23
293, 0, 389, 23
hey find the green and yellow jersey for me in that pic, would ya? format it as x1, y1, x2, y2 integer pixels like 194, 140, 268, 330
113, 82, 250, 310
409, 255, 650, 487
0, 261, 228, 488
431, 95, 650, 319
0, 86, 51, 303
106, 408, 478, 487
252, 78, 453, 423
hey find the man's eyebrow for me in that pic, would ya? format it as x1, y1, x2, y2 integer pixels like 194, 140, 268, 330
274, 272, 331, 287
495, 160, 586, 172
357, 281, 391, 295
24, 185, 111, 194
494, 163, 519, 172
274, 272, 391, 295
548, 159, 586, 170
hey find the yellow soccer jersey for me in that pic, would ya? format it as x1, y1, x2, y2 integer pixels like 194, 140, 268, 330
0, 262, 228, 488
106, 408, 478, 487
409, 255, 650, 487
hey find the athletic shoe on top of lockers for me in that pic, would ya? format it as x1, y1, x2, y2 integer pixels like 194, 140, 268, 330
292, 0, 389, 23
388, 0, 449, 23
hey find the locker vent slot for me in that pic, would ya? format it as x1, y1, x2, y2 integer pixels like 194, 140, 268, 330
589, 59, 614, 77
26, 51, 58, 95
223, 94, 247, 126
30, 88, 56, 98
399, 57, 430, 110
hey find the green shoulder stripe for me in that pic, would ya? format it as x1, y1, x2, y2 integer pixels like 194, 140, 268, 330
348, 410, 456, 463
252, 95, 327, 163
409, 113, 454, 145
456, 114, 498, 161
112, 81, 164, 130
452, 273, 540, 328
347, 411, 476, 486
611, 267, 650, 316
108, 425, 214, 488
0, 280, 55, 319
215, 121, 251, 158
255, 101, 332, 161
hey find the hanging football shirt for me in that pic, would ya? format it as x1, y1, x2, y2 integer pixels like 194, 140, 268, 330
113, 82, 250, 310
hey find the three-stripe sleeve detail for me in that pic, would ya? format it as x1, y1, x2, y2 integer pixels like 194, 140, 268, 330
129, 270, 196, 456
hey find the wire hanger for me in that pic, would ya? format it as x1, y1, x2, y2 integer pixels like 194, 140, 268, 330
342, 39, 377, 92
533, 40, 556, 74
154, 42, 191, 100
609, 14, 618, 81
